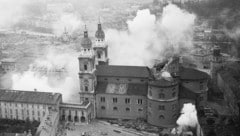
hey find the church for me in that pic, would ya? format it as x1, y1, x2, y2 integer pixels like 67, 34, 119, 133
77, 22, 209, 127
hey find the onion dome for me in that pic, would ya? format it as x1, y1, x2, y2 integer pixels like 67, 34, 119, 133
95, 23, 105, 40
81, 30, 92, 48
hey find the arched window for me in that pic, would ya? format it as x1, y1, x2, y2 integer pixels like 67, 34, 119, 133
126, 107, 130, 112
159, 115, 165, 119
83, 62, 88, 71
84, 80, 89, 92
113, 107, 118, 111
159, 93, 165, 99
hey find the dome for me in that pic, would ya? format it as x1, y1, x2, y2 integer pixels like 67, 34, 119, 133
95, 23, 105, 39
81, 31, 92, 48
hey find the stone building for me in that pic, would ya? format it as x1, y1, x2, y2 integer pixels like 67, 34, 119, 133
77, 22, 210, 128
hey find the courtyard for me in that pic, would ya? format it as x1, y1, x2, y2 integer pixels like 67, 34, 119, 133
57, 120, 158, 136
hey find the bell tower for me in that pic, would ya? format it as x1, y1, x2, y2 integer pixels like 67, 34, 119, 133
93, 21, 109, 65
78, 27, 97, 114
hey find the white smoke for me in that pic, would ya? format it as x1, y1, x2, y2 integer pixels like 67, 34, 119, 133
173, 103, 199, 134
106, 3, 195, 66
11, 47, 79, 102
52, 13, 83, 36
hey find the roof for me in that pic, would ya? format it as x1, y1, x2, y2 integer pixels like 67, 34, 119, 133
96, 82, 147, 96
179, 67, 209, 81
0, 90, 61, 105
149, 78, 178, 87
96, 65, 151, 78
95, 23, 105, 39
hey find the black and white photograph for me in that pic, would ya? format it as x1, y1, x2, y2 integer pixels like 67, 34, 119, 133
0, 0, 240, 136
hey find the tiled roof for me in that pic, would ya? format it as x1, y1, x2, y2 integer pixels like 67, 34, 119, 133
96, 65, 151, 78
96, 82, 148, 96
0, 90, 61, 105
179, 67, 209, 81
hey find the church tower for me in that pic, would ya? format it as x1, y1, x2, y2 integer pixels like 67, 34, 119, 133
78, 27, 97, 117
93, 22, 109, 65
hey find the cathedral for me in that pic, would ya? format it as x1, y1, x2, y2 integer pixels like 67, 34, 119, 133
77, 22, 209, 127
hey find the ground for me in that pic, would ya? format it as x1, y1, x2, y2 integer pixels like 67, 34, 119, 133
57, 120, 158, 136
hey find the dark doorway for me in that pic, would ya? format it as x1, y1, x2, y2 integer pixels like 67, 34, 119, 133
68, 115, 72, 122
61, 115, 65, 121
80, 116, 86, 123
74, 116, 79, 122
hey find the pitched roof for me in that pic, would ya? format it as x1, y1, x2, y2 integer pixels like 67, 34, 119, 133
96, 82, 147, 96
96, 65, 151, 78
179, 67, 209, 81
0, 90, 61, 105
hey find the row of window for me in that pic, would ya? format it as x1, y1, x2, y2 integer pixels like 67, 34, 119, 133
1, 114, 41, 121
100, 97, 143, 104
0, 102, 46, 109
3, 108, 45, 117
148, 103, 177, 111
148, 112, 178, 120
62, 109, 85, 116
100, 106, 143, 112
149, 91, 176, 98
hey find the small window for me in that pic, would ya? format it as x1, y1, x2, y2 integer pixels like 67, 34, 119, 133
159, 115, 165, 119
104, 78, 108, 81
128, 79, 132, 82
100, 97, 105, 102
126, 107, 130, 112
172, 92, 176, 97
113, 107, 118, 111
85, 98, 89, 101
116, 78, 119, 81
125, 98, 130, 104
138, 108, 143, 112
101, 106, 105, 110
159, 105, 165, 110
140, 79, 144, 82
113, 98, 117, 103
137, 99, 143, 105
84, 64, 88, 71
159, 93, 165, 99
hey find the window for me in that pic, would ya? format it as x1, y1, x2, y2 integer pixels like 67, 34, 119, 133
116, 78, 119, 81
140, 79, 144, 82
159, 105, 165, 110
84, 64, 88, 71
128, 79, 132, 82
149, 90, 152, 96
199, 96, 204, 101
97, 52, 101, 59
85, 98, 89, 101
113, 98, 117, 103
137, 99, 143, 105
172, 92, 176, 97
85, 86, 88, 92
126, 107, 130, 112
113, 107, 118, 111
101, 106, 105, 110
159, 93, 165, 99
100, 97, 105, 102
159, 115, 165, 119
200, 83, 204, 90
125, 98, 130, 104
104, 78, 108, 81
138, 108, 143, 112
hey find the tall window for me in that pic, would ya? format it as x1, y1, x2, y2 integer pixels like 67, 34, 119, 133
84, 64, 88, 71
97, 52, 101, 59
84, 80, 89, 92
113, 98, 118, 103
137, 99, 143, 105
125, 98, 130, 104
100, 97, 105, 102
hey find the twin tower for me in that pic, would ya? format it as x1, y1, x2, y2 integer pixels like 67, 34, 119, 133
78, 23, 108, 111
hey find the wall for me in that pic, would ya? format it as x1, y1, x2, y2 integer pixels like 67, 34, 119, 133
96, 94, 147, 119
97, 76, 149, 84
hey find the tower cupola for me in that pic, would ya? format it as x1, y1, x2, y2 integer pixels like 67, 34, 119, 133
95, 23, 105, 40
81, 27, 92, 48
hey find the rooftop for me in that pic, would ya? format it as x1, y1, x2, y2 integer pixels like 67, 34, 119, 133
149, 78, 178, 87
0, 90, 61, 105
179, 67, 209, 81
96, 65, 151, 78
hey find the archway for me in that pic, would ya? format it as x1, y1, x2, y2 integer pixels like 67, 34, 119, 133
74, 116, 79, 122
80, 116, 86, 123
68, 115, 72, 122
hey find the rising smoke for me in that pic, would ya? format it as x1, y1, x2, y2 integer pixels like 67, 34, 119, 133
106, 3, 196, 66
11, 47, 80, 102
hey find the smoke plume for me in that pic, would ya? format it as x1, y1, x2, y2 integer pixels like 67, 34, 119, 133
106, 3, 195, 66
172, 103, 199, 134
11, 47, 79, 102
